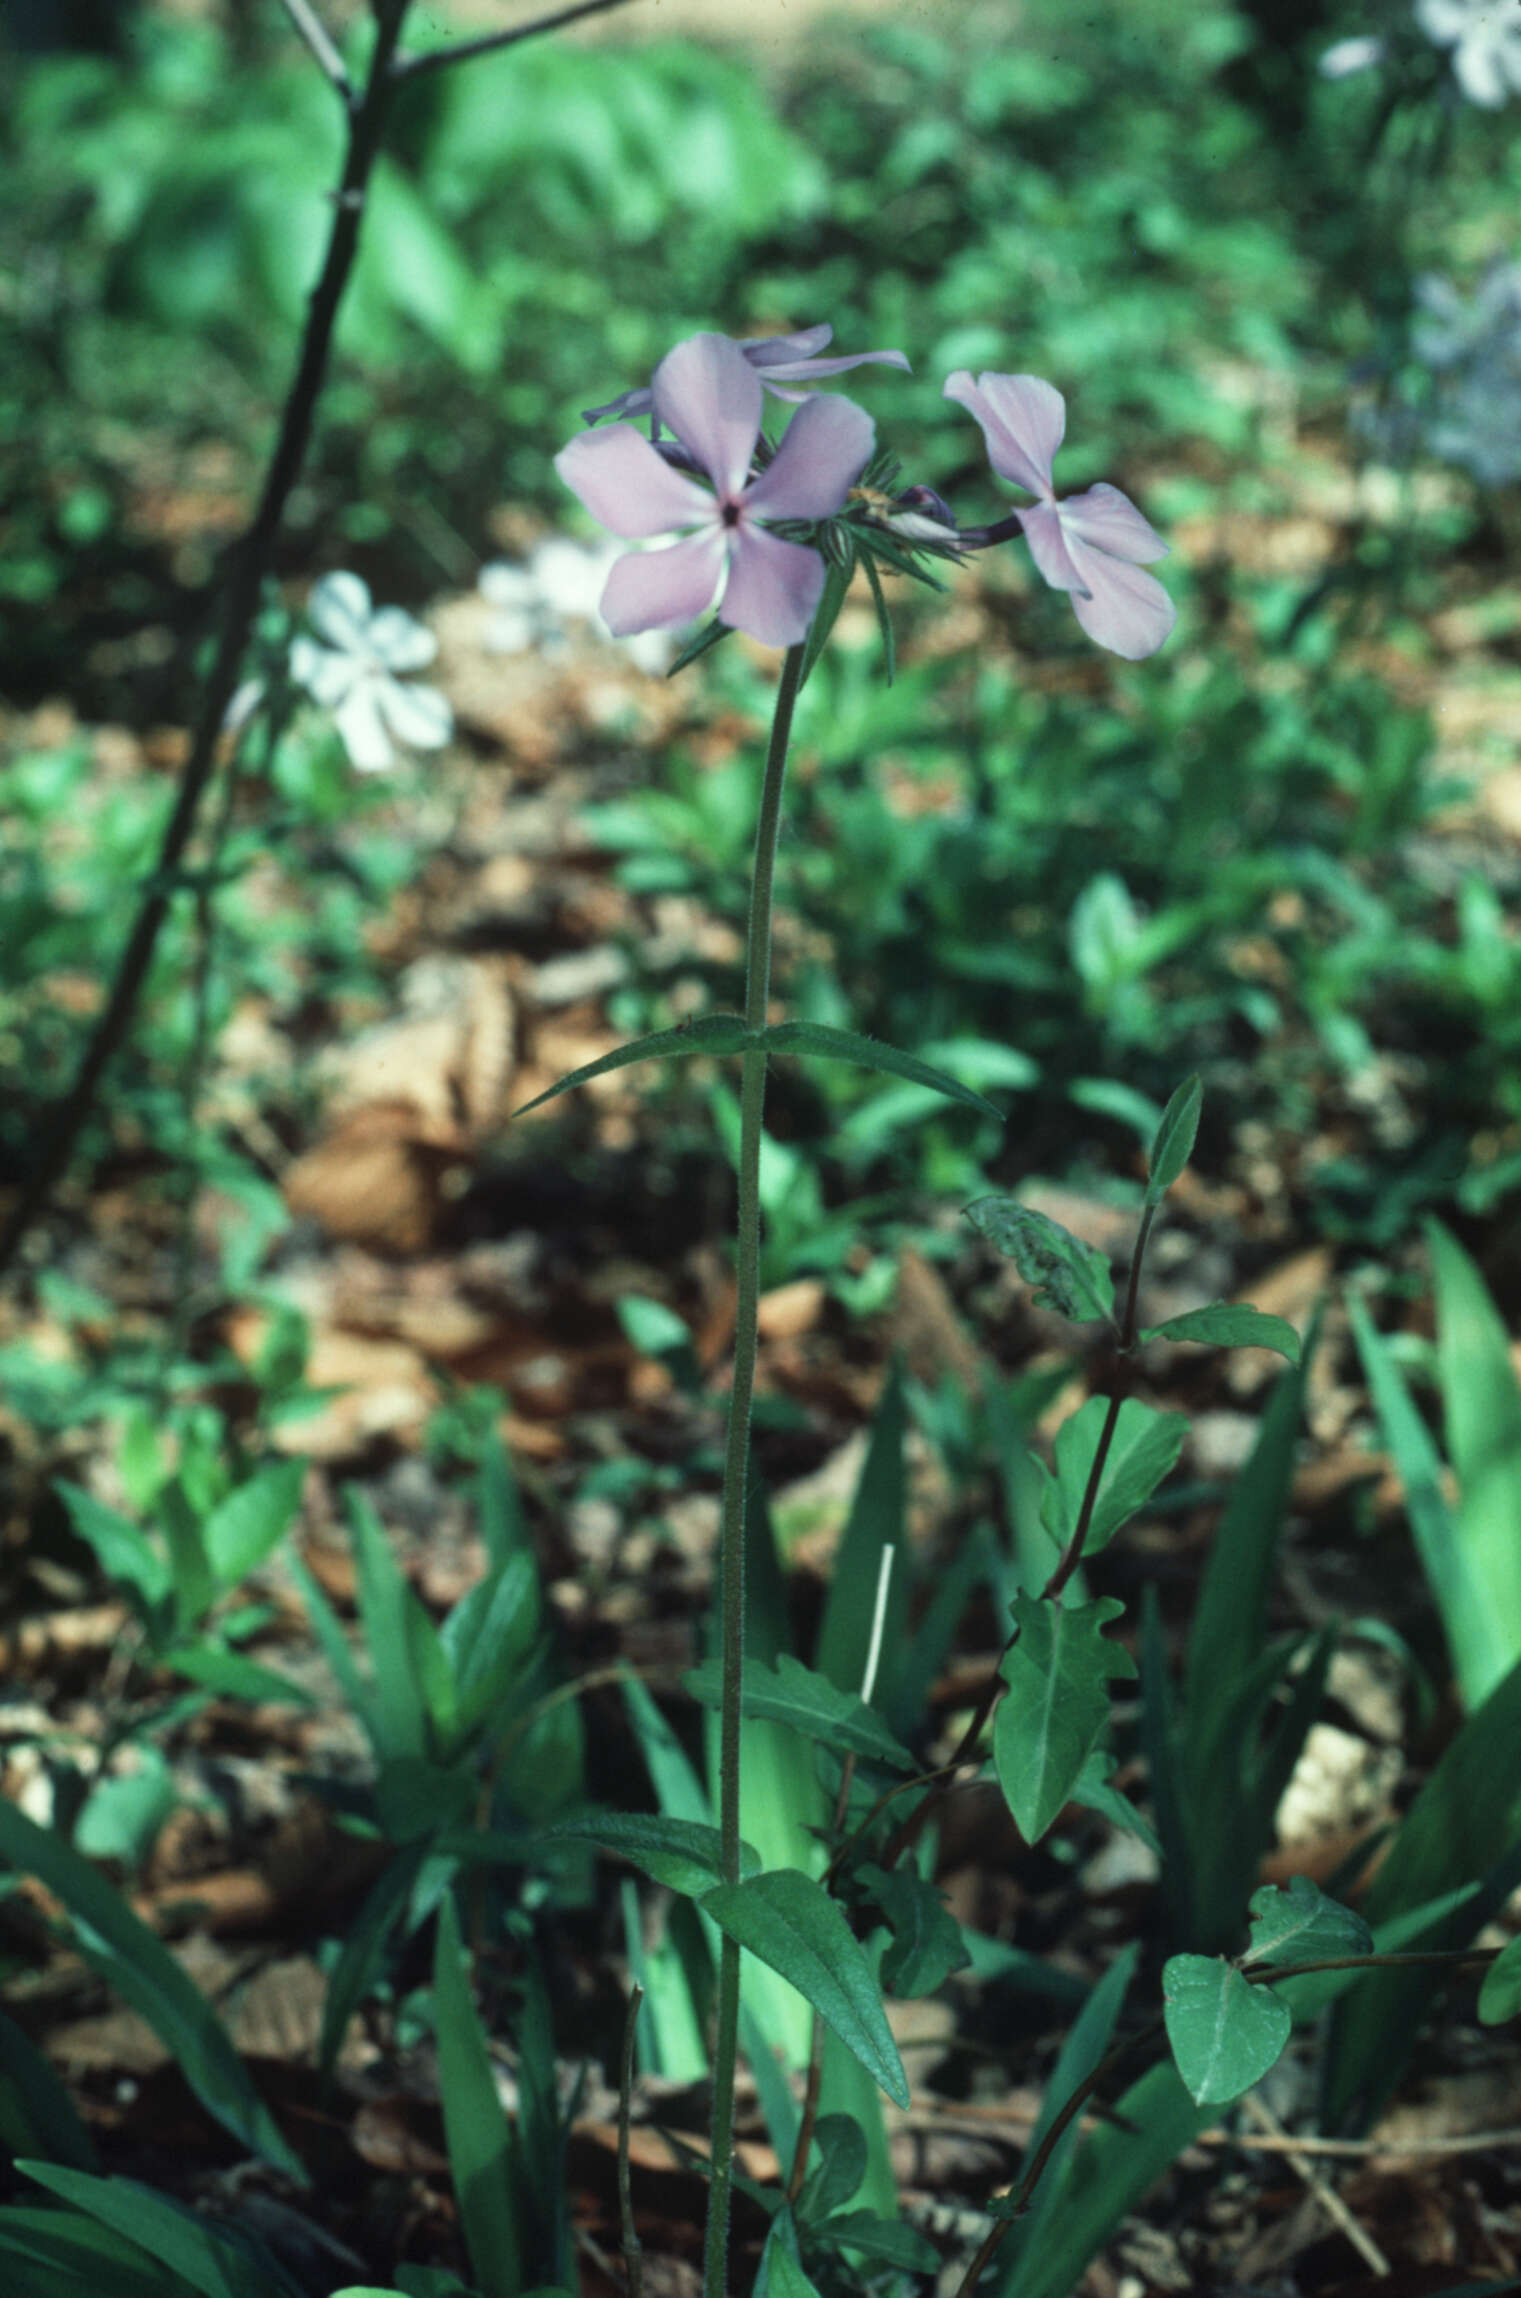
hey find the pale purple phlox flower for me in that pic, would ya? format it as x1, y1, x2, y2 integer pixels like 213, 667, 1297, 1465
581, 323, 909, 427
556, 332, 875, 649
945, 371, 1176, 660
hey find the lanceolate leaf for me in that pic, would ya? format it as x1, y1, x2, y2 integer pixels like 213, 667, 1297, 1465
539, 1812, 759, 1897
964, 1199, 1115, 1324
1161, 1956, 1291, 2105
0, 1800, 302, 2178
700, 1869, 910, 2109
994, 1593, 1136, 1844
1478, 1934, 1521, 2026
18, 2164, 303, 2298
1139, 1304, 1301, 1365
512, 1014, 752, 1117
1145, 1074, 1202, 1207
1038, 1396, 1186, 1558
1245, 1875, 1372, 1969
433, 1895, 523, 2298
758, 1022, 1000, 1115
683, 1653, 916, 1771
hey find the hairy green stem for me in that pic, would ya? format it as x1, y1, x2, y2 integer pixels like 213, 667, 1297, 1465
703, 639, 807, 2298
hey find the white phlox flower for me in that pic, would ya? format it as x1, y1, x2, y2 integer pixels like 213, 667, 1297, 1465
290, 571, 452, 773
1416, 0, 1521, 106
1318, 34, 1388, 77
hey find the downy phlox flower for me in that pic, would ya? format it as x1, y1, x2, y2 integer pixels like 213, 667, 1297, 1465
582, 322, 909, 427
290, 572, 452, 773
945, 371, 1176, 660
1416, 0, 1521, 106
555, 332, 875, 649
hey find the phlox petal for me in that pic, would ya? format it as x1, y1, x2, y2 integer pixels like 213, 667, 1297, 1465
555, 425, 714, 539
1058, 482, 1170, 565
307, 570, 373, 653
743, 325, 836, 368
755, 349, 911, 401
289, 635, 356, 709
1064, 535, 1178, 660
945, 371, 1065, 499
1453, 31, 1520, 106
600, 532, 726, 636
334, 682, 395, 773
745, 395, 876, 521
377, 678, 452, 752
367, 607, 438, 673
719, 526, 826, 648
1015, 501, 1088, 595
651, 334, 763, 500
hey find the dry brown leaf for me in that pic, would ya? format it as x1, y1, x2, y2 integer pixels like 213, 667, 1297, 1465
284, 1104, 470, 1256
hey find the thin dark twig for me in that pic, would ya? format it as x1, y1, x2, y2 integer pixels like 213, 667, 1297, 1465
278, 0, 353, 97
393, 0, 644, 81
0, 6, 412, 1286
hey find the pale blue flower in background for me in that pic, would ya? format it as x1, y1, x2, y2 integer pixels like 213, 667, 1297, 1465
290, 572, 452, 773
1416, 0, 1521, 106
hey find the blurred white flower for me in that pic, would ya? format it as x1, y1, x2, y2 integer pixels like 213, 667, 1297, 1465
1318, 34, 1388, 76
1416, 0, 1521, 106
479, 540, 674, 675
290, 571, 452, 773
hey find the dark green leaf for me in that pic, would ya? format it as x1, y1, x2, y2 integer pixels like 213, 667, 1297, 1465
700, 1869, 909, 2108
682, 1653, 915, 1771
759, 1022, 1000, 1116
1139, 1304, 1300, 1364
0, 1801, 302, 2176
0, 2007, 97, 2170
1161, 1956, 1290, 2105
813, 2211, 940, 2269
796, 2113, 866, 2221
18, 2165, 302, 2298
433, 1895, 524, 2298
202, 1461, 305, 1590
510, 1015, 750, 1117
540, 1811, 759, 1897
166, 1644, 315, 1706
1145, 1074, 1203, 1206
1038, 1397, 1186, 1558
0, 2202, 196, 2298
1245, 1875, 1372, 1968
855, 1865, 969, 1997
994, 1593, 1136, 1844
54, 1482, 168, 1614
963, 1200, 1115, 1324
1067, 1750, 1161, 1855
1478, 1935, 1521, 2026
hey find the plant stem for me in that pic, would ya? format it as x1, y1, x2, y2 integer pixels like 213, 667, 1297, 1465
702, 639, 807, 2298
0, 5, 421, 1287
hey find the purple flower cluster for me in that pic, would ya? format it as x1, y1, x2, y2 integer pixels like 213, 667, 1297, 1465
557, 324, 1177, 660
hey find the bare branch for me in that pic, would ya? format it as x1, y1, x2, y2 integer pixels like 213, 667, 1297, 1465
392, 0, 645, 83
278, 0, 354, 98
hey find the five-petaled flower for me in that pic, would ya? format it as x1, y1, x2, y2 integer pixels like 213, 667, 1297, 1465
1416, 0, 1521, 107
581, 323, 909, 427
555, 332, 875, 649
945, 371, 1176, 660
290, 572, 453, 772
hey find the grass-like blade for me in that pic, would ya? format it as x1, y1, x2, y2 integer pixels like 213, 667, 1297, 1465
433, 1894, 524, 2298
511, 1014, 750, 1117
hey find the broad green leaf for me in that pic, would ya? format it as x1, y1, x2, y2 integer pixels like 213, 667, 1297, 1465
700, 1869, 910, 2108
433, 1895, 523, 2298
1038, 1397, 1186, 1558
510, 1015, 750, 1117
18, 2165, 301, 2298
54, 1482, 168, 1614
1161, 1956, 1291, 2105
796, 2111, 867, 2220
758, 1022, 1001, 1117
855, 1865, 970, 1997
758, 2232, 825, 2298
540, 1811, 759, 1897
994, 1593, 1136, 1844
1145, 1074, 1202, 1206
201, 1461, 305, 1591
1139, 1304, 1300, 1364
683, 1653, 915, 1772
0, 1800, 302, 2177
1428, 1219, 1521, 1704
439, 1556, 541, 1741
814, 2212, 940, 2269
1348, 1290, 1498, 1711
0, 2202, 197, 2298
1245, 1875, 1372, 1968
348, 1488, 429, 1763
74, 1748, 177, 1868
160, 1483, 215, 1641
964, 1199, 1115, 1324
1478, 1934, 1521, 2026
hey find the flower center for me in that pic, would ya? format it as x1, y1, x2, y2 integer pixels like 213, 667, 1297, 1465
720, 499, 743, 529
